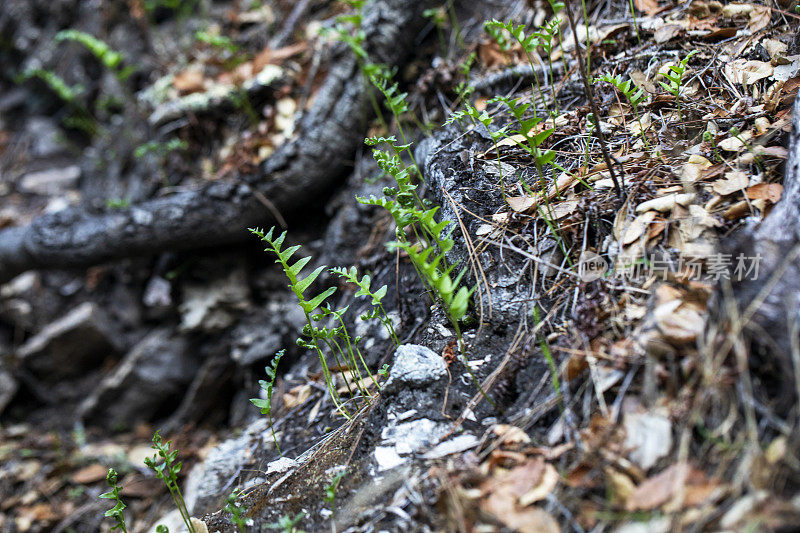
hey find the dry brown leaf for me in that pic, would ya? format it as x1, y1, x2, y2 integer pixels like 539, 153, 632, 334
545, 199, 579, 220
634, 0, 659, 15
654, 299, 705, 345
480, 458, 561, 532
654, 24, 683, 44
519, 463, 559, 506
681, 154, 713, 183
635, 193, 695, 213
748, 5, 771, 32
173, 69, 206, 94
621, 210, 657, 245
506, 195, 536, 213
746, 182, 782, 203
492, 424, 532, 445
70, 464, 108, 485
712, 170, 750, 195
724, 59, 773, 85
282, 383, 312, 408
626, 462, 689, 511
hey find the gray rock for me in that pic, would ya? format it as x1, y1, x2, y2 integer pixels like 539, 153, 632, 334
0, 366, 18, 415
78, 329, 196, 430
25, 117, 65, 158
230, 299, 305, 366
142, 275, 172, 318
17, 302, 121, 380
19, 165, 81, 195
382, 344, 446, 394
179, 269, 250, 332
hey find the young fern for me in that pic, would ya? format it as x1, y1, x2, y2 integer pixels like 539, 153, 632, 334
489, 95, 557, 187
224, 489, 248, 532
331, 266, 399, 346
658, 50, 698, 122
250, 349, 285, 454
534, 18, 561, 114
100, 469, 128, 533
143, 432, 196, 533
55, 30, 133, 80
369, 71, 419, 174
484, 20, 548, 114
595, 73, 649, 148
251, 227, 350, 417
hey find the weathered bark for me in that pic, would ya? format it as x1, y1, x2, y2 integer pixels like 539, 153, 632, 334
725, 90, 800, 402
0, 0, 429, 283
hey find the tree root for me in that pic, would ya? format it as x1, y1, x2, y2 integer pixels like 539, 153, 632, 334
0, 0, 428, 284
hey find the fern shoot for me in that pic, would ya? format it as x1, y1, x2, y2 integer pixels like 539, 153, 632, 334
250, 349, 285, 454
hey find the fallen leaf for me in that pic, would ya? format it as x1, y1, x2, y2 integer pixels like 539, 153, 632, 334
519, 463, 559, 506
681, 154, 712, 183
492, 424, 532, 445
712, 170, 750, 195
654, 299, 705, 345
173, 69, 206, 94
724, 59, 773, 85
634, 0, 659, 15
718, 131, 752, 152
507, 195, 536, 213
626, 462, 688, 511
747, 5, 771, 32
745, 183, 782, 203
621, 211, 657, 245
623, 409, 673, 470
654, 24, 683, 44
70, 464, 108, 485
635, 193, 696, 213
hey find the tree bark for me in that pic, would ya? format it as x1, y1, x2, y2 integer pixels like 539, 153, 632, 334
724, 90, 800, 403
0, 0, 429, 283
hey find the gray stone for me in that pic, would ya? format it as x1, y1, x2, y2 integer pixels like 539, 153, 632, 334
17, 302, 121, 380
78, 329, 196, 430
382, 344, 446, 394
230, 299, 305, 366
179, 269, 250, 332
19, 165, 81, 195
25, 117, 65, 158
380, 418, 450, 455
0, 366, 18, 415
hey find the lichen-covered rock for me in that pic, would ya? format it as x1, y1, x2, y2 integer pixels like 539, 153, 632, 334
382, 344, 446, 394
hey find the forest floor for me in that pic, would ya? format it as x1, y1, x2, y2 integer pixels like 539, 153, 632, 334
1, 0, 800, 532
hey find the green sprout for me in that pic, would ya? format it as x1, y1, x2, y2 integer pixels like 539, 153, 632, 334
250, 349, 285, 454
143, 431, 196, 533
99, 468, 128, 532
658, 50, 698, 122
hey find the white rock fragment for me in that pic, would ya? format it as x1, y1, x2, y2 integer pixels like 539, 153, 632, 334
383, 344, 446, 393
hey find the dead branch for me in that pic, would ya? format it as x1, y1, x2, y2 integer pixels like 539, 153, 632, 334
0, 0, 429, 284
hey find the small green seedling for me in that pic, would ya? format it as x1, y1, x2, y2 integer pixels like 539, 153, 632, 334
595, 73, 648, 147
331, 266, 398, 346
266, 512, 306, 533
250, 349, 285, 454
55, 30, 133, 80
703, 130, 721, 161
224, 489, 248, 532
99, 468, 128, 532
658, 50, 698, 122
484, 19, 548, 113
324, 470, 347, 515
16, 68, 83, 103
143, 432, 196, 533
